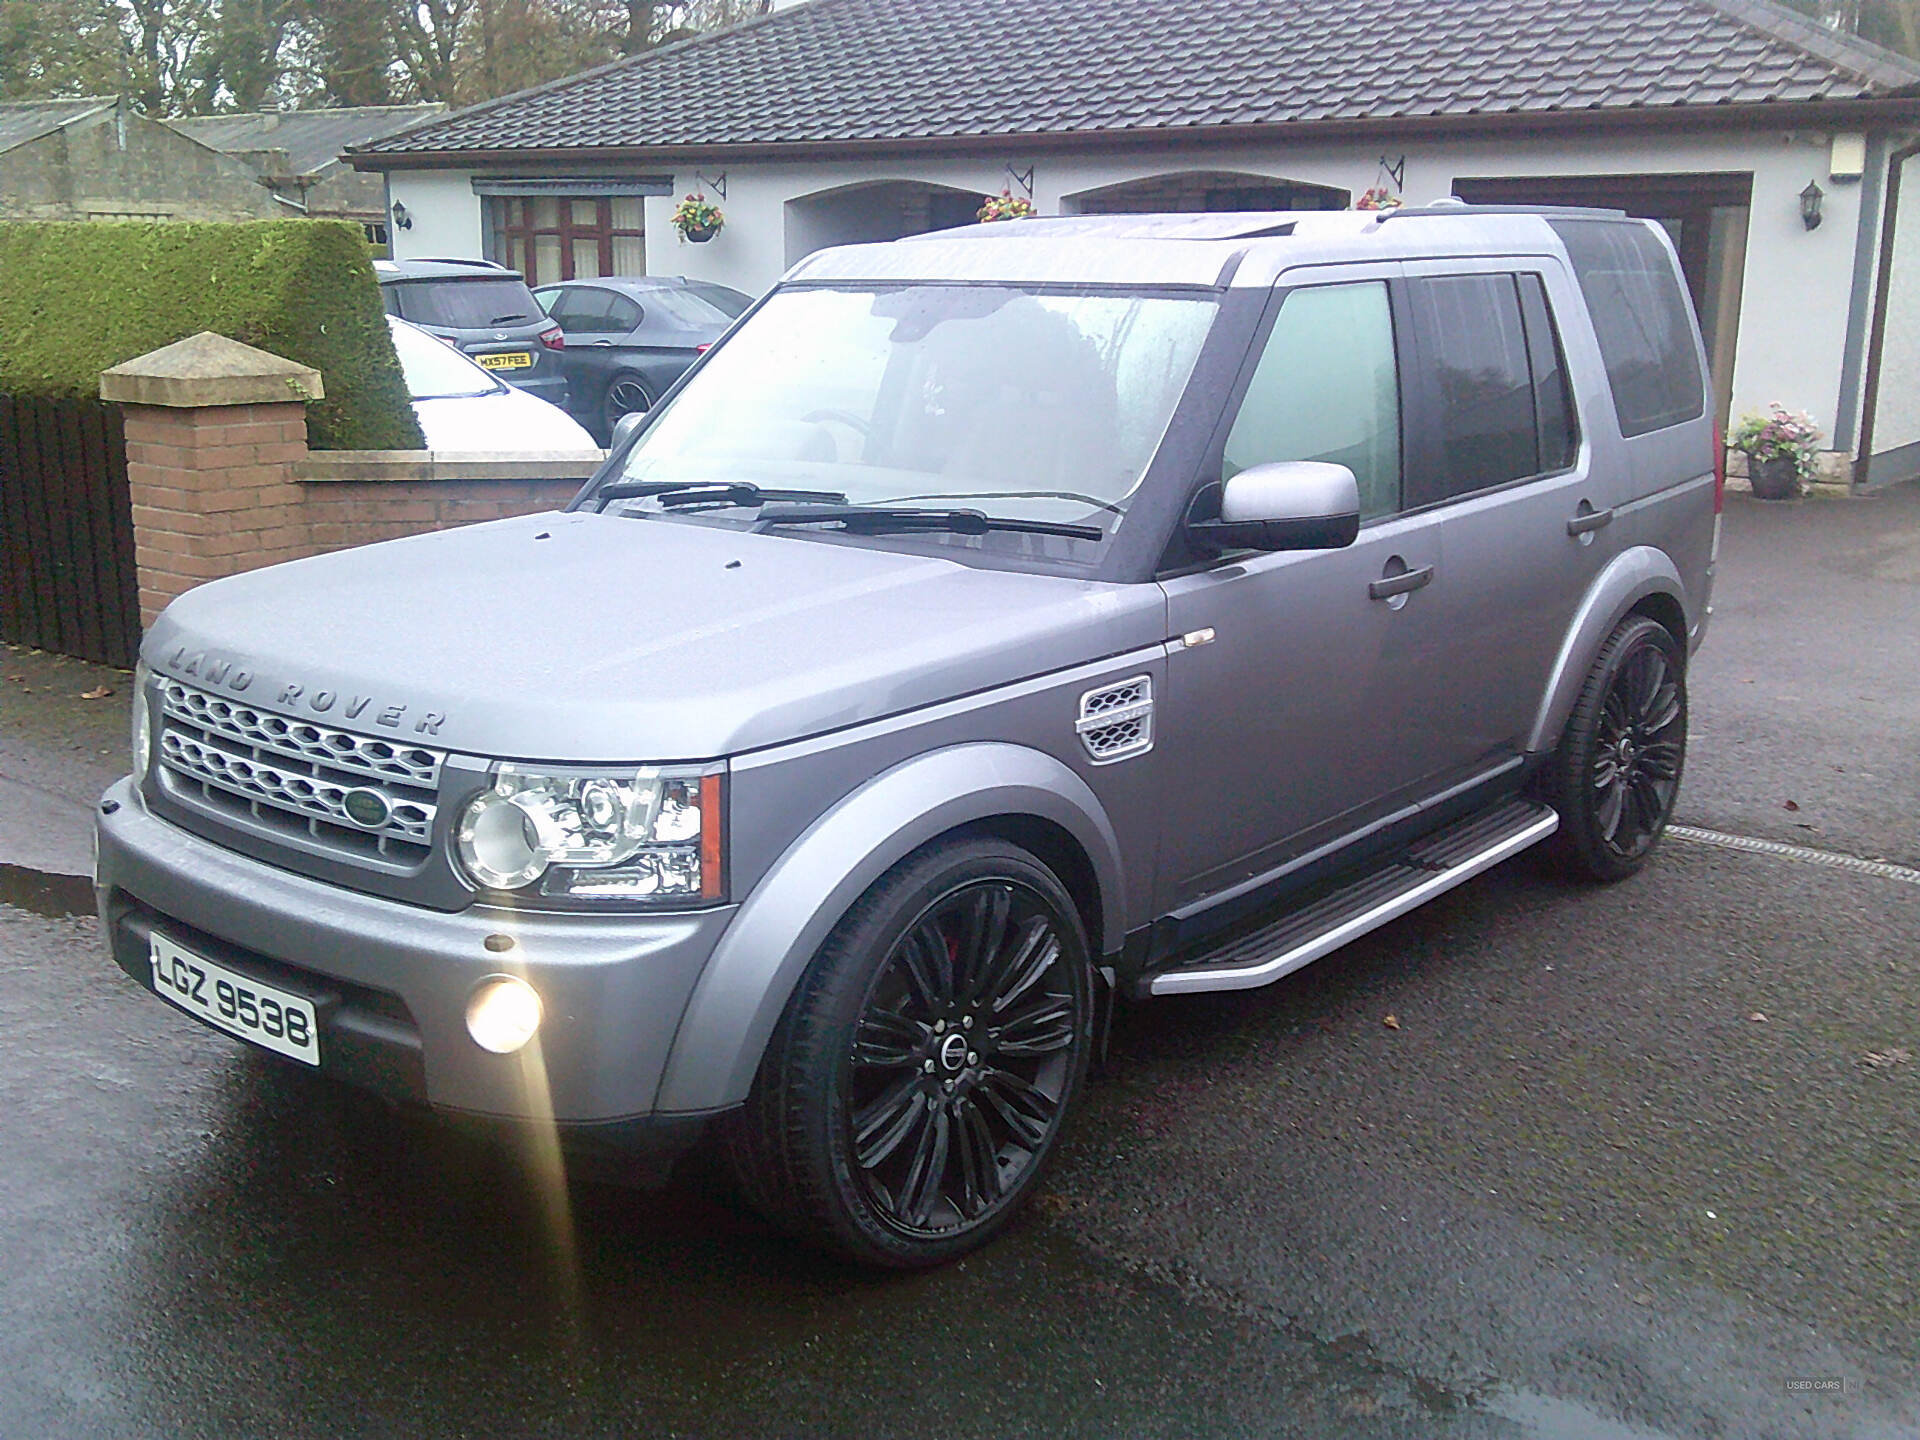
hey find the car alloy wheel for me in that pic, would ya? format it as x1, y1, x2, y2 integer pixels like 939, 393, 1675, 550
604, 376, 653, 433
846, 877, 1080, 1237
1549, 614, 1687, 881
723, 838, 1092, 1267
1590, 638, 1684, 861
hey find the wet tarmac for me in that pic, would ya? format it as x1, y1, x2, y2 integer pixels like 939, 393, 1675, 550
4, 489, 1919, 1439
3, 900, 1510, 1440
0, 861, 94, 920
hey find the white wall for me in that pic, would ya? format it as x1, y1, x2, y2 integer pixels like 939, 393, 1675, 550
388, 127, 1876, 444
388, 169, 484, 261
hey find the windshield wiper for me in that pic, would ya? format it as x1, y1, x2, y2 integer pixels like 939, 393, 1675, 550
593, 479, 848, 512
759, 506, 1103, 541
877, 488, 1129, 519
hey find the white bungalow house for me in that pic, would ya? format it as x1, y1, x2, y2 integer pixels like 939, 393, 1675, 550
350, 0, 1920, 486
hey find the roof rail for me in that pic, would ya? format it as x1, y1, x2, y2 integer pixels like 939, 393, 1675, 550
1373, 201, 1630, 223
409, 256, 507, 269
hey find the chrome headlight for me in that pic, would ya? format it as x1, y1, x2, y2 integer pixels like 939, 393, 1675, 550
131, 661, 152, 781
454, 764, 723, 907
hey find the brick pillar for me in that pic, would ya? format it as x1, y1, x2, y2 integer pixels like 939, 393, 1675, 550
100, 332, 322, 628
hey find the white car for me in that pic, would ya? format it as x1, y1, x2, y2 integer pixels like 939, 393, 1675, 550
386, 315, 599, 453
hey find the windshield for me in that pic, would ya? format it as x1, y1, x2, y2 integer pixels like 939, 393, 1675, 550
391, 277, 544, 329
388, 318, 502, 400
609, 284, 1217, 545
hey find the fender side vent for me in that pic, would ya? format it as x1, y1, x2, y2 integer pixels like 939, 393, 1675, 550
1076, 675, 1153, 764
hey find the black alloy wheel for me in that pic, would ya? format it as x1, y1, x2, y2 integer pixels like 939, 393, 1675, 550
1549, 614, 1687, 882
724, 838, 1093, 1267
848, 877, 1080, 1235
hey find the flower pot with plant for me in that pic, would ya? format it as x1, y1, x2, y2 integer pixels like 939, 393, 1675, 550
671, 192, 724, 243
1355, 186, 1402, 211
977, 188, 1036, 223
1730, 404, 1821, 500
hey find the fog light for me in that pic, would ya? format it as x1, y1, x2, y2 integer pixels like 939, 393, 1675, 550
465, 975, 542, 1054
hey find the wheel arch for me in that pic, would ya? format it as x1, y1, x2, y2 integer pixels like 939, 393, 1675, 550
1526, 546, 1691, 756
654, 743, 1125, 1113
951, 812, 1105, 960
1626, 590, 1687, 651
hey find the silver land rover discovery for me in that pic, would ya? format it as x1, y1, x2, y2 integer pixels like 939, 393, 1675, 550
97, 207, 1718, 1267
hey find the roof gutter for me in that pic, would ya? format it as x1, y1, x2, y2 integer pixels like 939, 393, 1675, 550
346, 94, 1920, 172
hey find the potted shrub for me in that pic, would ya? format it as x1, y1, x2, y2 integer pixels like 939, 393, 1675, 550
671, 192, 724, 243
977, 188, 1036, 222
1730, 404, 1822, 500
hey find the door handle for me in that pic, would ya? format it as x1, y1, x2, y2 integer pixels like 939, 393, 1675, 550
1566, 506, 1614, 536
1368, 564, 1435, 601
592, 340, 614, 347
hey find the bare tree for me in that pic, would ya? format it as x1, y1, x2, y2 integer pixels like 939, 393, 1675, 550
0, 0, 774, 112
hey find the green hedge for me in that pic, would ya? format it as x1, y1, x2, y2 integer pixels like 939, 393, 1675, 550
0, 219, 421, 450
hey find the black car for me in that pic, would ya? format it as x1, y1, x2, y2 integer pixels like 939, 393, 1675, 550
375, 259, 569, 409
533, 277, 753, 443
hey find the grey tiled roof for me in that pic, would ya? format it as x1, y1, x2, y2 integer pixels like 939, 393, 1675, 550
170, 104, 445, 178
356, 0, 1920, 160
0, 97, 115, 157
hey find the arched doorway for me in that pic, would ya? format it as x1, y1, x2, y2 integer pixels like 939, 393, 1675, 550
784, 179, 986, 266
1063, 170, 1348, 216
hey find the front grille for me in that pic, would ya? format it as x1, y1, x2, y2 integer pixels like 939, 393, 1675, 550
157, 679, 445, 866
1076, 675, 1154, 764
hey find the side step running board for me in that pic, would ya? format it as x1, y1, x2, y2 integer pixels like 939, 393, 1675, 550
1147, 799, 1559, 996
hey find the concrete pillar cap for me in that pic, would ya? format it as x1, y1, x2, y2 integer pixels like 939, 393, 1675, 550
100, 332, 324, 409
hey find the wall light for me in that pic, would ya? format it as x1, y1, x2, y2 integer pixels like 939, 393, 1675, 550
390, 199, 413, 231
1800, 180, 1824, 231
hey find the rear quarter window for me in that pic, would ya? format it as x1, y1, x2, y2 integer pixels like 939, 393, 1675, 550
1548, 219, 1704, 438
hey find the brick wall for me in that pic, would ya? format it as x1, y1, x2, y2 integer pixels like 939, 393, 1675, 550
120, 395, 594, 628
299, 479, 582, 555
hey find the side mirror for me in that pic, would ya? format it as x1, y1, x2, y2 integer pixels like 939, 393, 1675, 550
1186, 461, 1361, 553
610, 410, 647, 449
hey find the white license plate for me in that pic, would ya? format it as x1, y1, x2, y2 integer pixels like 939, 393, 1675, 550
149, 933, 320, 1066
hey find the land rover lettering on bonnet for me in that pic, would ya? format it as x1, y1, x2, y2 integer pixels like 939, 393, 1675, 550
96, 207, 1716, 1268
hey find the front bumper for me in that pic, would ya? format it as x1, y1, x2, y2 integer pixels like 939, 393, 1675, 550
94, 778, 737, 1130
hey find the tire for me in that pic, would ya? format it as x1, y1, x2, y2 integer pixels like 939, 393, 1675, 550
1546, 614, 1688, 882
721, 837, 1094, 1268
601, 374, 653, 443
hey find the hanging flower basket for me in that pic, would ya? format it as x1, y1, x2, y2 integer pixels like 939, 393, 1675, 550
1354, 186, 1402, 211
977, 188, 1036, 223
671, 192, 724, 243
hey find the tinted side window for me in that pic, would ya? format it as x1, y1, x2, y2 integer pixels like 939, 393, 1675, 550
606, 294, 643, 331
1519, 274, 1578, 473
1548, 219, 1704, 437
1224, 281, 1401, 520
548, 287, 617, 333
1407, 273, 1537, 506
